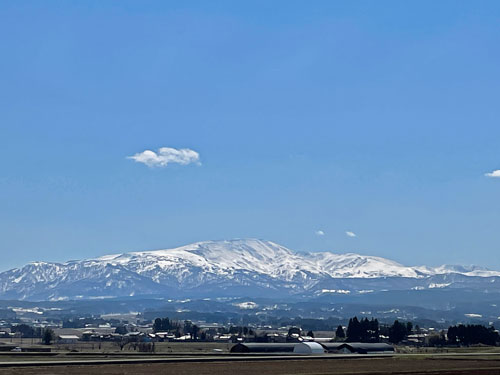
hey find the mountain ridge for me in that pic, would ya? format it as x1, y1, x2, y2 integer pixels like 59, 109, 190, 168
2, 239, 499, 301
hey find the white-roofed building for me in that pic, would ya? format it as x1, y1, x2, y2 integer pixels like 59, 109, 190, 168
293, 342, 325, 354
58, 335, 79, 344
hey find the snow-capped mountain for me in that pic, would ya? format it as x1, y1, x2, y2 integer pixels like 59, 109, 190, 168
1, 239, 499, 301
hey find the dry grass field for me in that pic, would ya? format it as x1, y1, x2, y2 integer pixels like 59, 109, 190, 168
3, 342, 500, 374
3, 356, 500, 375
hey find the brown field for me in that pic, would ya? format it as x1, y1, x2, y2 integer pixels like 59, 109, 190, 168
3, 342, 500, 374
3, 356, 500, 374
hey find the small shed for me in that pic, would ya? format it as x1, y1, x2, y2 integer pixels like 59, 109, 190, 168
293, 342, 325, 354
230, 343, 297, 353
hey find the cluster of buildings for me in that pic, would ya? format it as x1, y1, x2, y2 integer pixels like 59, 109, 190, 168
0, 311, 475, 349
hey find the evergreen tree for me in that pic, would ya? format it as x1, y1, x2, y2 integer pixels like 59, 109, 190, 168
347, 317, 360, 341
42, 328, 55, 345
361, 318, 370, 341
192, 325, 199, 340
184, 320, 193, 336
161, 318, 171, 331
336, 325, 345, 340
388, 320, 407, 344
365, 318, 379, 342
153, 318, 162, 333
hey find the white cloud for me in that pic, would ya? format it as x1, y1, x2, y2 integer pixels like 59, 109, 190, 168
128, 147, 200, 168
346, 231, 356, 238
485, 170, 500, 178
315, 230, 325, 236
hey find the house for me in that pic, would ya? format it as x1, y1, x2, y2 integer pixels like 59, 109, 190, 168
214, 334, 232, 342
58, 335, 80, 344
406, 334, 427, 345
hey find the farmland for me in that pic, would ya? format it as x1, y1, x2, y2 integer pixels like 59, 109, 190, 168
2, 354, 500, 374
2, 344, 500, 375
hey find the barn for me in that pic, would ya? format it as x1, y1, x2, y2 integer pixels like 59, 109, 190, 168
230, 343, 297, 353
293, 342, 325, 354
336, 343, 394, 354
319, 342, 345, 353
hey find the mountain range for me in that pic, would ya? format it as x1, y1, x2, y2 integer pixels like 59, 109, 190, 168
1, 239, 499, 301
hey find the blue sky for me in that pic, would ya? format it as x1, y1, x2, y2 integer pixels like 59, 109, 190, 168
1, 1, 499, 271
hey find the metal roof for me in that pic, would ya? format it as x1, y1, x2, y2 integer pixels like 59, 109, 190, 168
293, 342, 325, 354
337, 342, 394, 354
230, 343, 297, 353
58, 335, 80, 340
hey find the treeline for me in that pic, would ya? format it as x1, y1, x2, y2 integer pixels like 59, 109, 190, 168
153, 316, 260, 341
11, 324, 44, 338
228, 326, 256, 336
383, 320, 414, 344
153, 318, 205, 340
10, 324, 55, 344
337, 317, 415, 344
338, 317, 500, 346
345, 317, 379, 342
152, 317, 181, 333
447, 324, 499, 346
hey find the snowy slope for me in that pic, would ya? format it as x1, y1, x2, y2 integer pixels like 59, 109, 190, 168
1, 239, 499, 300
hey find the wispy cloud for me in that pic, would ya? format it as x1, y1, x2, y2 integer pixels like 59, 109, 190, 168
346, 231, 356, 238
485, 170, 500, 178
315, 230, 325, 236
128, 147, 200, 168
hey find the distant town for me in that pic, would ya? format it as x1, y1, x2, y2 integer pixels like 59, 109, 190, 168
1, 305, 498, 354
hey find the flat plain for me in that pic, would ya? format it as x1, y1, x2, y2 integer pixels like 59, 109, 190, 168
3, 342, 500, 374
3, 355, 500, 374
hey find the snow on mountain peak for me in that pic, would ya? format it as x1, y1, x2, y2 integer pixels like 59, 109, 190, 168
2, 238, 500, 301
92, 238, 500, 280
